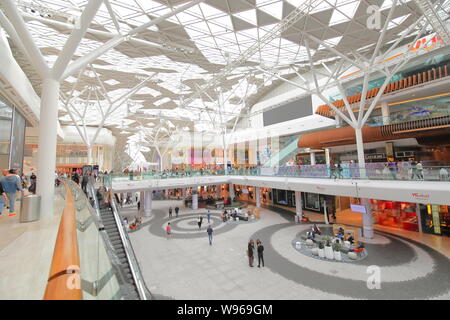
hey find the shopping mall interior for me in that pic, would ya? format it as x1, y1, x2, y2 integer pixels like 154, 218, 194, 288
0, 0, 449, 301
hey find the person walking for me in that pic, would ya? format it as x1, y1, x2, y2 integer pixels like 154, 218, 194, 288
417, 161, 424, 180
28, 172, 37, 194
207, 209, 211, 224
166, 222, 171, 238
175, 206, 179, 217
257, 239, 264, 268
169, 207, 173, 219
197, 216, 203, 230
207, 225, 213, 245
81, 173, 89, 195
0, 169, 23, 217
247, 239, 255, 267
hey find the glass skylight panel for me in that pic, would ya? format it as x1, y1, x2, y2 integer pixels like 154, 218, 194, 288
199, 3, 224, 19
174, 11, 199, 24
234, 9, 258, 26
259, 1, 283, 20
134, 0, 166, 11
135, 87, 161, 97
103, 79, 120, 86
387, 14, 411, 30
210, 15, 234, 31
154, 97, 171, 106
380, 0, 395, 10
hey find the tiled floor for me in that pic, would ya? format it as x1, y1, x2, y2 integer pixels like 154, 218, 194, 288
0, 190, 65, 300
259, 202, 450, 259
129, 200, 450, 300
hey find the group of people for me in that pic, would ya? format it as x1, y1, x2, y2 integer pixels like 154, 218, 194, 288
124, 216, 142, 230
221, 208, 242, 222
247, 239, 264, 268
168, 206, 180, 219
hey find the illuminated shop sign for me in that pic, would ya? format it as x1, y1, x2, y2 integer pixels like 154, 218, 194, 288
431, 205, 441, 235
351, 204, 367, 214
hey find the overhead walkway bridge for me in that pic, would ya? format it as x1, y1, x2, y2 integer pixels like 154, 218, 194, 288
108, 166, 450, 206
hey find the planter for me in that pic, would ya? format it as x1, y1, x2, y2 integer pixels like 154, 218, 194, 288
318, 248, 325, 258
334, 250, 342, 261
324, 246, 334, 260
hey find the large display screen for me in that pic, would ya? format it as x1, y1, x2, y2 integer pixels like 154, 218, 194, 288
263, 95, 313, 126
9, 107, 26, 172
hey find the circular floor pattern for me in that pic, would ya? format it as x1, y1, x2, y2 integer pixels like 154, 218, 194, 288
250, 223, 450, 299
148, 211, 239, 239
291, 236, 368, 263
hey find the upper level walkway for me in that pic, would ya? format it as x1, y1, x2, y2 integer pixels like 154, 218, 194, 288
109, 166, 450, 205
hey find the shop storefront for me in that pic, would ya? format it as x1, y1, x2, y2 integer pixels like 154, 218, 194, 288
419, 204, 450, 237
370, 200, 419, 232
272, 189, 334, 214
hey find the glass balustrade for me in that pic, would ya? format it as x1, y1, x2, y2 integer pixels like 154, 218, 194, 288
103, 164, 450, 183
65, 180, 123, 300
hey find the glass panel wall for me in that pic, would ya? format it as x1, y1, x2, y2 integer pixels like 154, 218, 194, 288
0, 94, 26, 172
0, 97, 12, 170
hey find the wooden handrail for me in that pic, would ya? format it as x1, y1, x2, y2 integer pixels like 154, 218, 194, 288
44, 182, 82, 300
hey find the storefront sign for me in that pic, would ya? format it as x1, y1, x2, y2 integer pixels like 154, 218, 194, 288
432, 205, 441, 235
351, 204, 367, 214
365, 153, 385, 160
411, 193, 431, 201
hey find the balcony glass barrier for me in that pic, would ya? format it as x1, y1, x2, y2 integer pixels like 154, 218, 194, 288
104, 163, 450, 183
65, 179, 123, 300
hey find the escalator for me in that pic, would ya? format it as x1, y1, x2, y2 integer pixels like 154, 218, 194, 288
99, 205, 140, 300
88, 182, 152, 300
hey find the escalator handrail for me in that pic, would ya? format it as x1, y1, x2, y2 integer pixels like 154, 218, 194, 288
107, 189, 150, 300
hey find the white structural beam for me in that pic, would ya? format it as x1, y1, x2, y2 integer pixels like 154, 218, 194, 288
1, 0, 50, 78
62, 0, 204, 79
52, 0, 104, 80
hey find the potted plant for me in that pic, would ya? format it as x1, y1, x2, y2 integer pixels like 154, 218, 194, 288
318, 241, 325, 258
333, 242, 342, 261
324, 237, 334, 260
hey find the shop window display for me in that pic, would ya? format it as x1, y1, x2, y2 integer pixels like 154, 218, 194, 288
371, 200, 419, 231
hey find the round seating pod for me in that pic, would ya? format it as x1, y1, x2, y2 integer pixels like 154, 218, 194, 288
295, 241, 301, 249
348, 252, 358, 260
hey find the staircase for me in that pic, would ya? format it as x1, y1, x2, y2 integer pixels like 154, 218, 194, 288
99, 206, 141, 300
415, 0, 450, 45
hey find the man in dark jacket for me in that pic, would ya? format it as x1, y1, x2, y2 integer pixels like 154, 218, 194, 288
257, 239, 264, 268
81, 174, 89, 195
207, 225, 213, 245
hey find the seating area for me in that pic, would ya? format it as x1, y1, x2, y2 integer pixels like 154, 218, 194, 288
221, 207, 257, 223
297, 225, 367, 262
